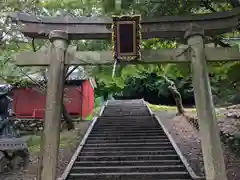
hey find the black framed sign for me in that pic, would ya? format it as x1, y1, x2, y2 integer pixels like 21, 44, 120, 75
112, 15, 141, 62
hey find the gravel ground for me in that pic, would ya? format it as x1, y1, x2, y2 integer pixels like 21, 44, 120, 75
155, 111, 240, 180
0, 121, 91, 180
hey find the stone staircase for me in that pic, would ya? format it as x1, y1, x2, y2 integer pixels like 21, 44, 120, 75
63, 99, 198, 180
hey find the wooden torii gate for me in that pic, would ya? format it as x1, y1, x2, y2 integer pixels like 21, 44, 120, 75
11, 8, 240, 180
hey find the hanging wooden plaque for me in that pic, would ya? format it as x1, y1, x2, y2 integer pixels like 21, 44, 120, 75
112, 15, 141, 61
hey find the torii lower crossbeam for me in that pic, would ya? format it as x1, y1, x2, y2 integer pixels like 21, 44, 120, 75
14, 46, 240, 66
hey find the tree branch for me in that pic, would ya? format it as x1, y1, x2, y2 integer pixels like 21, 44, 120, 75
210, 36, 231, 47
156, 64, 185, 115
31, 38, 48, 52
228, 0, 240, 7
32, 38, 37, 52
200, 0, 232, 47
201, 0, 217, 12
19, 68, 46, 91
65, 66, 79, 79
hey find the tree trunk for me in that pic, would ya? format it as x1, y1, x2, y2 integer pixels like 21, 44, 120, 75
168, 85, 185, 115
32, 86, 74, 130
62, 103, 74, 130
162, 76, 185, 115
41, 68, 75, 131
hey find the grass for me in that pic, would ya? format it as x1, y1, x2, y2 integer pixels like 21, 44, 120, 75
27, 105, 103, 151
86, 106, 101, 120
148, 103, 196, 112
26, 135, 41, 152
148, 103, 225, 115
148, 104, 177, 111
26, 130, 79, 153
75, 106, 101, 121
216, 113, 226, 118
148, 104, 228, 122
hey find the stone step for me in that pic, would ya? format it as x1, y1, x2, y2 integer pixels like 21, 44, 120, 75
79, 150, 176, 156
88, 132, 166, 136
95, 123, 157, 126
93, 124, 160, 127
91, 128, 163, 132
86, 135, 168, 140
70, 165, 187, 173
82, 146, 174, 152
90, 130, 165, 135
101, 114, 151, 117
97, 116, 154, 120
86, 138, 170, 144
84, 142, 172, 147
94, 123, 159, 126
67, 172, 191, 180
77, 154, 180, 161
73, 160, 183, 167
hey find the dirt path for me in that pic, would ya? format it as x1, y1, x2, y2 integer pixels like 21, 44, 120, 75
155, 111, 240, 180
0, 121, 91, 180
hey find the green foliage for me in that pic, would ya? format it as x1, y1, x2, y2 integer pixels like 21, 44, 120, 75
94, 96, 103, 108
0, 0, 239, 106
27, 130, 81, 152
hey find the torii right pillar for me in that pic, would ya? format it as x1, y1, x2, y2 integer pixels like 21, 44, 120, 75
185, 25, 228, 180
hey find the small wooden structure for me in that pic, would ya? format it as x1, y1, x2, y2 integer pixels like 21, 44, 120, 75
12, 80, 94, 119
10, 8, 240, 180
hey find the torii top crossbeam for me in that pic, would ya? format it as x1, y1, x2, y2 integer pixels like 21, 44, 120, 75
10, 8, 240, 40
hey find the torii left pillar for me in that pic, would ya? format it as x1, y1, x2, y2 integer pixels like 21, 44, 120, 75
40, 30, 69, 180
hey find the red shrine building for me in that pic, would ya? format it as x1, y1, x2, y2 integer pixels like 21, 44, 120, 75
12, 68, 96, 120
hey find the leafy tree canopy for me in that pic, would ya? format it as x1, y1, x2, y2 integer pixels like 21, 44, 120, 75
0, 0, 239, 105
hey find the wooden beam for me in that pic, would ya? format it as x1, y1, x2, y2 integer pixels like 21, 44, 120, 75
14, 46, 240, 66
9, 8, 240, 40
11, 9, 240, 24
205, 46, 240, 61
